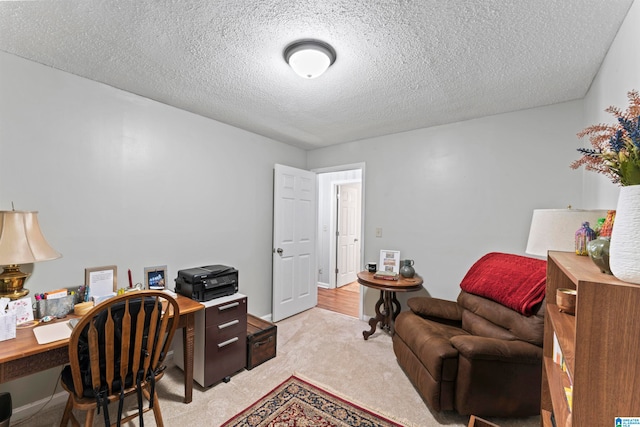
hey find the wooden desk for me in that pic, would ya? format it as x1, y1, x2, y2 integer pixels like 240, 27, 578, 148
357, 271, 423, 340
0, 294, 203, 404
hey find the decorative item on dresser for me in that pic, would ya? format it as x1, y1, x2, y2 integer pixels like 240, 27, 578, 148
574, 222, 596, 256
586, 209, 615, 274
609, 184, 640, 284
570, 89, 640, 284
541, 251, 640, 427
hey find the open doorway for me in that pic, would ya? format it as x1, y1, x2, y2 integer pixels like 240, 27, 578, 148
314, 165, 364, 318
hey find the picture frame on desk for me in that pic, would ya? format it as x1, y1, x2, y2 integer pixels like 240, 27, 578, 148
144, 265, 167, 290
85, 265, 117, 298
379, 250, 400, 274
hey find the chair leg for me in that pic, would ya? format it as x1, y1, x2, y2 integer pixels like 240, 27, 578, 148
151, 391, 164, 427
84, 408, 95, 427
142, 387, 164, 427
59, 395, 74, 427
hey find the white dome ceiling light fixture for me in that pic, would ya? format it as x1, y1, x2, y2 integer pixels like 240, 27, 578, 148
284, 39, 337, 79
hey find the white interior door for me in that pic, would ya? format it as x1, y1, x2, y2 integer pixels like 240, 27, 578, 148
336, 183, 361, 287
272, 164, 317, 322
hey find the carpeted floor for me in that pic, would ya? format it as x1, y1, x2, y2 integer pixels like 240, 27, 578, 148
17, 307, 541, 427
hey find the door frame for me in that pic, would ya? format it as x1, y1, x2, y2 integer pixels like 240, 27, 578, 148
312, 162, 366, 319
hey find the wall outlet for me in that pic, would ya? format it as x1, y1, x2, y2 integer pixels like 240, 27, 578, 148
375, 227, 383, 238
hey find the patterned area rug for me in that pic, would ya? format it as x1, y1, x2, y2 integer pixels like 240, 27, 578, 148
221, 375, 403, 427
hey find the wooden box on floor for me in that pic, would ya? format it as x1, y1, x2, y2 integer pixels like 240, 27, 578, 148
468, 415, 499, 427
246, 314, 277, 370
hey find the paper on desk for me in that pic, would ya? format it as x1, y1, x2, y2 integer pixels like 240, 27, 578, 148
33, 320, 72, 344
0, 297, 16, 341
9, 297, 34, 325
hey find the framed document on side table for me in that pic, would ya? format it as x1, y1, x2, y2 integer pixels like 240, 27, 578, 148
379, 250, 400, 274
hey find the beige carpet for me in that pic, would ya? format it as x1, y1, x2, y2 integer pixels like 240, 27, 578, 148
18, 307, 540, 427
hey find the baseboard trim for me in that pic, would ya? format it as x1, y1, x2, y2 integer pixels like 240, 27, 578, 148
11, 391, 68, 423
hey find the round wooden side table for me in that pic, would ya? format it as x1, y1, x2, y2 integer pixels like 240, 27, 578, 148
357, 271, 423, 340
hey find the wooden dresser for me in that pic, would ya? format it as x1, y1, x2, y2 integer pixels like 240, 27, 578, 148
541, 252, 640, 426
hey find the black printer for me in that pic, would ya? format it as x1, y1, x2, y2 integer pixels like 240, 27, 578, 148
175, 265, 238, 302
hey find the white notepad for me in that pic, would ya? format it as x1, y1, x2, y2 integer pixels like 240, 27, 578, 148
33, 320, 73, 344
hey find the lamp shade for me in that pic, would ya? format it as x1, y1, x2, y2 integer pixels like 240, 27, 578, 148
526, 209, 608, 257
0, 211, 61, 264
284, 40, 336, 79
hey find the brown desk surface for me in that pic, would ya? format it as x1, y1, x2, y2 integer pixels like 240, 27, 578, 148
0, 293, 204, 400
0, 293, 202, 364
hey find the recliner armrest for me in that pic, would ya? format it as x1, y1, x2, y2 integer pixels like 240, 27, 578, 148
408, 297, 463, 325
450, 335, 542, 363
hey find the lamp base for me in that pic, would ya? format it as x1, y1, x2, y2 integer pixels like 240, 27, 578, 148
0, 264, 30, 300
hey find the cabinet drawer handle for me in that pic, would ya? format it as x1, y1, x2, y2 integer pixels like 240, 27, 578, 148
253, 336, 273, 347
218, 302, 239, 311
218, 337, 239, 348
218, 319, 239, 330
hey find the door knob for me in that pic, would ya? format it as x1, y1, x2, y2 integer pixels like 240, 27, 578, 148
275, 248, 284, 256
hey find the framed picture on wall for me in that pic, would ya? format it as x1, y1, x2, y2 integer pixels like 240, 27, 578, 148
379, 250, 400, 274
144, 265, 168, 290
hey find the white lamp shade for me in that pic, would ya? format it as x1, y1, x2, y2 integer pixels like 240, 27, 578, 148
288, 49, 331, 79
526, 209, 608, 257
0, 211, 61, 264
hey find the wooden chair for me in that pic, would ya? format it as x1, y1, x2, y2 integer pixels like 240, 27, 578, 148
59, 291, 179, 427
468, 415, 500, 427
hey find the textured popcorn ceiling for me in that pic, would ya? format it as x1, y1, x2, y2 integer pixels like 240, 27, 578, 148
0, 1, 634, 149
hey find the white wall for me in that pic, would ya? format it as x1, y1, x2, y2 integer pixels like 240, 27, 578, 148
582, 0, 640, 208
308, 101, 589, 311
0, 52, 306, 409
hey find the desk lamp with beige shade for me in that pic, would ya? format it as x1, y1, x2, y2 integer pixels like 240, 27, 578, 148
0, 210, 61, 300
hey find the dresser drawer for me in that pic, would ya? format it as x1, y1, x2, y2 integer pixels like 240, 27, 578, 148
205, 296, 247, 327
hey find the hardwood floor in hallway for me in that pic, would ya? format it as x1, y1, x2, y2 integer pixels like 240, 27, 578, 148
317, 281, 359, 318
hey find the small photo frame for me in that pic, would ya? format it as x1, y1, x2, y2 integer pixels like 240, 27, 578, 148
85, 265, 117, 298
144, 265, 168, 290
379, 250, 401, 274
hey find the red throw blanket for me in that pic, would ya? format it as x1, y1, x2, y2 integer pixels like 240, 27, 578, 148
459, 252, 547, 316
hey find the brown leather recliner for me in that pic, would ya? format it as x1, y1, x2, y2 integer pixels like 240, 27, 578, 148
392, 252, 546, 418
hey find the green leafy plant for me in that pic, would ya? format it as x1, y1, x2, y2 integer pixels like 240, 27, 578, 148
571, 90, 640, 186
